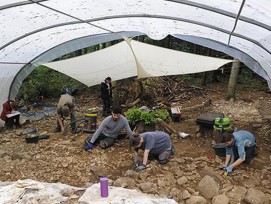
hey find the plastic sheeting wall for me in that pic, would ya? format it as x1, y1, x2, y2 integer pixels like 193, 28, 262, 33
1, 0, 271, 123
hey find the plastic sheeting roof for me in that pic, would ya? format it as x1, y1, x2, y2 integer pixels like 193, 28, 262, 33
44, 39, 233, 87
1, 0, 271, 117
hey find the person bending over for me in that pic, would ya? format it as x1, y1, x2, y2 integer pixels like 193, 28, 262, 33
55, 93, 77, 134
85, 106, 133, 150
130, 131, 174, 172
222, 129, 256, 175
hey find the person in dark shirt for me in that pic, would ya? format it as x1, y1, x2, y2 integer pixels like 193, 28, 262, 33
100, 77, 112, 116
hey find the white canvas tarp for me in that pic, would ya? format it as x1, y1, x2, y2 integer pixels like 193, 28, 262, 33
43, 40, 233, 87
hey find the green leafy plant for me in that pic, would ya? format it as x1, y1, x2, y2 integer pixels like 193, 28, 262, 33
125, 108, 142, 125
125, 108, 170, 125
153, 109, 170, 121
140, 111, 156, 125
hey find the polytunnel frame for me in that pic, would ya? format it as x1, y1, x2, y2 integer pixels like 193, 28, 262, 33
2, 0, 271, 100
2, 0, 270, 54
8, 31, 143, 100
9, 31, 271, 101
173, 34, 271, 81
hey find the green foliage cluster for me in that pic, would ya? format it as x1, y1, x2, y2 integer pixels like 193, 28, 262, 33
17, 66, 86, 103
140, 111, 156, 125
125, 108, 170, 125
153, 109, 170, 121
237, 68, 268, 91
125, 108, 142, 125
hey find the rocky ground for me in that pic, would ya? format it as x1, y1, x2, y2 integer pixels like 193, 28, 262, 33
0, 84, 271, 204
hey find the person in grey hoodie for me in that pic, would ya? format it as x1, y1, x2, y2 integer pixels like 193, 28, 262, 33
85, 106, 133, 150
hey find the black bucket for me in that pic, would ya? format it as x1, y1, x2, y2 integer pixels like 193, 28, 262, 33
24, 135, 39, 143
212, 143, 226, 156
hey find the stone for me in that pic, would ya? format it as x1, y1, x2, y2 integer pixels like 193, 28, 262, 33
158, 180, 166, 188
242, 188, 269, 204
212, 194, 229, 204
124, 170, 139, 180
61, 159, 69, 168
252, 123, 262, 128
198, 166, 223, 186
15, 131, 22, 136
261, 180, 270, 187
198, 175, 220, 199
89, 166, 107, 177
70, 194, 79, 199
164, 173, 176, 185
186, 195, 207, 204
170, 187, 181, 199
177, 176, 188, 186
182, 190, 191, 200
0, 150, 8, 158
226, 185, 246, 203
174, 158, 185, 164
242, 177, 260, 188
174, 169, 183, 177
113, 177, 136, 188
186, 187, 196, 194
187, 174, 198, 181
158, 187, 171, 197
139, 182, 154, 192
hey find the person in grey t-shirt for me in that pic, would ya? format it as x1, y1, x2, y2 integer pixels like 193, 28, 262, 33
130, 131, 173, 172
84, 107, 133, 150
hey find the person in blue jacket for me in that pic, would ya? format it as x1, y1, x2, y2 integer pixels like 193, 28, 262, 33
222, 129, 257, 174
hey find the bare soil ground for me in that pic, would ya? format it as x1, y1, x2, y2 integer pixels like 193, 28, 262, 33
0, 83, 271, 203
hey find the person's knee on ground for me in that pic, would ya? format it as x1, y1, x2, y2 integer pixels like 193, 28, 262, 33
158, 150, 171, 164
99, 137, 115, 149
244, 145, 257, 164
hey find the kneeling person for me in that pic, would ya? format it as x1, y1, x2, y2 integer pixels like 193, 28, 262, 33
85, 107, 133, 150
222, 130, 256, 174
130, 131, 173, 172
